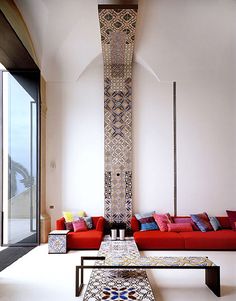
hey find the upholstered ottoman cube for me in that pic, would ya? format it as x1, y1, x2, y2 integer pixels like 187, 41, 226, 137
48, 230, 70, 254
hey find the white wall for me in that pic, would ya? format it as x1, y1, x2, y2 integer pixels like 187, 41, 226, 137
46, 0, 236, 227
46, 57, 104, 226
133, 63, 174, 214
177, 79, 236, 215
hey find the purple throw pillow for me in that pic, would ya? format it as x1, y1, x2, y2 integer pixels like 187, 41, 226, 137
65, 222, 74, 231
190, 212, 213, 232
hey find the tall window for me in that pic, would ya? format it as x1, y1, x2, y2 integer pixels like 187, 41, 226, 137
1, 66, 40, 246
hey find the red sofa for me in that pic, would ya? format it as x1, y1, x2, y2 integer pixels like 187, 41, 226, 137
56, 216, 105, 250
131, 216, 236, 250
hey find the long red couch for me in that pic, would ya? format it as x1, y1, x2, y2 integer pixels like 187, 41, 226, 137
131, 216, 236, 250
56, 216, 105, 250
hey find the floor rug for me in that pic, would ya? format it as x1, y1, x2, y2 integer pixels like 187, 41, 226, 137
0, 246, 34, 272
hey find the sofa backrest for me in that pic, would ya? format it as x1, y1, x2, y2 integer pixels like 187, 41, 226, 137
92, 216, 102, 227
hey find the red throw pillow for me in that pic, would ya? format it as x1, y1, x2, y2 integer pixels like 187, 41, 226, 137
153, 213, 173, 232
226, 210, 236, 230
72, 219, 88, 232
167, 223, 193, 232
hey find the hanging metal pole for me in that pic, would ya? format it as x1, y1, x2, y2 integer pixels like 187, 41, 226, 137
173, 81, 177, 216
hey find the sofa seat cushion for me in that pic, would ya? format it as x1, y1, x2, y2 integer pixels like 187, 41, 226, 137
67, 230, 103, 249
179, 230, 236, 250
134, 230, 185, 250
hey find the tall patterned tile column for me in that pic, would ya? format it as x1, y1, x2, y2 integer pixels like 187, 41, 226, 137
98, 5, 138, 229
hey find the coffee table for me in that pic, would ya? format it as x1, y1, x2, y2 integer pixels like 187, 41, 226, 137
76, 255, 220, 297
76, 239, 220, 299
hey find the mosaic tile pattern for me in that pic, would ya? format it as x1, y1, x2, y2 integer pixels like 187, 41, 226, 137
105, 256, 216, 267
83, 239, 155, 301
48, 233, 67, 254
99, 8, 138, 229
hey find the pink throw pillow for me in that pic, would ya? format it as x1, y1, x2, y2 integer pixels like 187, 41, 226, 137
173, 217, 199, 231
153, 213, 173, 232
72, 219, 88, 232
167, 223, 193, 232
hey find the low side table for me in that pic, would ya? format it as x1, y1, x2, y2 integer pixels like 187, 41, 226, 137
48, 230, 70, 254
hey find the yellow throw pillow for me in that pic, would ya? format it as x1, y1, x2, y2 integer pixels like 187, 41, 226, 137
63, 211, 85, 222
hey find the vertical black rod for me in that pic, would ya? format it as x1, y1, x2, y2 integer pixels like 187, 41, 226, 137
30, 102, 33, 232
173, 81, 177, 216
0, 71, 3, 245
37, 73, 41, 245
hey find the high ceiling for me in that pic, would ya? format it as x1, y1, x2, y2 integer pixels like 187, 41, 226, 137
14, 0, 235, 82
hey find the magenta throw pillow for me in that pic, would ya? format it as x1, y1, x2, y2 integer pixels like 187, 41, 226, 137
72, 219, 88, 232
173, 217, 199, 231
167, 223, 193, 232
153, 213, 173, 232
226, 210, 236, 230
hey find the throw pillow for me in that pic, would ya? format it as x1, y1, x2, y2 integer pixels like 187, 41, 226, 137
209, 216, 222, 231
72, 219, 88, 232
167, 223, 193, 232
83, 216, 93, 229
173, 217, 199, 231
139, 217, 158, 231
190, 212, 213, 232
65, 222, 74, 231
135, 211, 155, 220
153, 213, 173, 232
63, 211, 85, 222
226, 210, 236, 230
135, 211, 159, 231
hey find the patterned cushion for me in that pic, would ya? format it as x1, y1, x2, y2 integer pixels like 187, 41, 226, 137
167, 223, 193, 232
209, 216, 222, 231
190, 212, 213, 232
83, 216, 93, 229
153, 213, 173, 232
72, 219, 88, 232
135, 212, 158, 231
65, 222, 74, 231
63, 211, 85, 222
226, 210, 236, 230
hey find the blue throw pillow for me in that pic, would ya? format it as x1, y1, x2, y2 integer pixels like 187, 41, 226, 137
135, 212, 159, 231
83, 217, 93, 229
209, 216, 222, 231
190, 213, 213, 232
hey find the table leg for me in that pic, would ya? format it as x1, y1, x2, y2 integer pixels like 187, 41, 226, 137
205, 266, 221, 297
75, 266, 84, 297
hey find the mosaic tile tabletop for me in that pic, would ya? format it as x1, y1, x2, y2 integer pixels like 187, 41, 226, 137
83, 240, 155, 301
105, 256, 216, 267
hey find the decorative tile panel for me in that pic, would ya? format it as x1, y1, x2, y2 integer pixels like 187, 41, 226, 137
99, 7, 138, 229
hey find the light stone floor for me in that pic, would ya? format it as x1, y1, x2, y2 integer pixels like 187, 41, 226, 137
0, 244, 236, 301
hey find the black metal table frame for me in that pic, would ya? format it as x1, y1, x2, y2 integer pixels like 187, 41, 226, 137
75, 256, 220, 297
